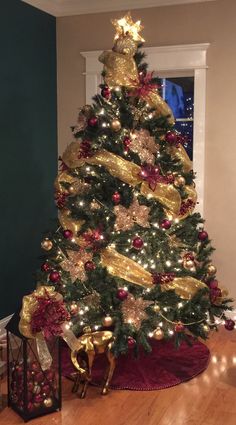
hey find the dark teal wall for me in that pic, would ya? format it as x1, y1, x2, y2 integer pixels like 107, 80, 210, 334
0, 1, 57, 318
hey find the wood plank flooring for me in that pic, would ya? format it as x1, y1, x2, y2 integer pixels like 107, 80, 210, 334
1, 327, 236, 425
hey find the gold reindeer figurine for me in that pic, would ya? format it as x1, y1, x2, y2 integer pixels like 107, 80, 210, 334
71, 327, 116, 398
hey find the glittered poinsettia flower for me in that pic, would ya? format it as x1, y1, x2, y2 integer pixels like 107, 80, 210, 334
60, 249, 93, 282
130, 129, 159, 164
114, 198, 150, 231
121, 294, 153, 330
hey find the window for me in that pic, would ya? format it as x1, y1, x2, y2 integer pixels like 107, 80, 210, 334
81, 43, 209, 215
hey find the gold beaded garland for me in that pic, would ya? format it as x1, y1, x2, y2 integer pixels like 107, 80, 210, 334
111, 119, 121, 132
41, 239, 53, 251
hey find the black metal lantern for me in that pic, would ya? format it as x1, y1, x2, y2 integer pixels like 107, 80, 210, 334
6, 312, 61, 422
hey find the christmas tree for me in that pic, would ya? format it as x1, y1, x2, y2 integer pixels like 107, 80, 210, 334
37, 13, 233, 357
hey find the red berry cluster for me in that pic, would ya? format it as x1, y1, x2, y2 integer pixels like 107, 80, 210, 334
152, 272, 176, 285
54, 191, 67, 209
78, 140, 92, 159
179, 199, 195, 216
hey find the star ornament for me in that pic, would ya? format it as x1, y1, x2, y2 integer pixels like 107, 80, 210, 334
112, 12, 145, 42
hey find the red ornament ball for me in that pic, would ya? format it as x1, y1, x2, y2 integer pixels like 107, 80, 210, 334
224, 319, 235, 331
35, 372, 44, 383
127, 336, 136, 348
161, 219, 172, 230
63, 229, 73, 239
46, 370, 55, 381
116, 288, 128, 301
198, 230, 208, 241
209, 279, 218, 289
165, 131, 178, 145
132, 236, 144, 249
42, 384, 51, 396
101, 87, 111, 99
112, 191, 121, 204
34, 394, 43, 404
49, 271, 61, 283
84, 261, 96, 271
175, 322, 185, 333
41, 262, 51, 272
88, 116, 98, 127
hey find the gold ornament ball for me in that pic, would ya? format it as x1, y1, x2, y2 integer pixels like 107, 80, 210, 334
111, 119, 121, 132
153, 327, 164, 340
102, 316, 113, 327
207, 264, 217, 275
153, 304, 161, 312
203, 324, 210, 333
41, 239, 53, 251
174, 176, 186, 187
43, 397, 53, 408
185, 259, 195, 269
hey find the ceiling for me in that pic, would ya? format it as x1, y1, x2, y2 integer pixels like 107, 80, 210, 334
22, 0, 215, 17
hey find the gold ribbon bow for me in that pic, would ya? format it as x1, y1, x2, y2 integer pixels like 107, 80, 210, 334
19, 286, 78, 370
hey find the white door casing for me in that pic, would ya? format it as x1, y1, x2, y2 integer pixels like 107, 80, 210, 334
81, 43, 209, 216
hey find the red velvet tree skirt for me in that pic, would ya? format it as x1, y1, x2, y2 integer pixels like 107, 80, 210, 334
62, 338, 210, 391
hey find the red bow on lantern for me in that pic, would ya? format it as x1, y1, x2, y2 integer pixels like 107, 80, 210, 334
139, 164, 167, 191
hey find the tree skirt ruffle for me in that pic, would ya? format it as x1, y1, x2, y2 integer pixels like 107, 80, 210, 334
61, 338, 210, 391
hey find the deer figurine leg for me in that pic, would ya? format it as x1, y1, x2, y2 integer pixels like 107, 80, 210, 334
80, 350, 95, 399
101, 348, 116, 395
72, 373, 81, 393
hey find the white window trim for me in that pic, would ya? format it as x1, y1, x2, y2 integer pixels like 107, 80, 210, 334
81, 43, 210, 216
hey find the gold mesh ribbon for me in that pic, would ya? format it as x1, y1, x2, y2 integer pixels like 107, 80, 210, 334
169, 145, 193, 173
101, 246, 206, 299
145, 91, 175, 126
58, 209, 84, 244
62, 147, 181, 215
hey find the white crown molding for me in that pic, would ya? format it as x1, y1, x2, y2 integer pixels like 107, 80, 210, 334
22, 0, 215, 17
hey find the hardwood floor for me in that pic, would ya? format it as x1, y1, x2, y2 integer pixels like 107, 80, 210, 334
1, 327, 236, 425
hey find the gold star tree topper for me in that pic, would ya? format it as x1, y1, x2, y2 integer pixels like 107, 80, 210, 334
112, 12, 145, 42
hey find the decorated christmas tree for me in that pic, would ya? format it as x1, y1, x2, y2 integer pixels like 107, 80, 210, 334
34, 13, 233, 357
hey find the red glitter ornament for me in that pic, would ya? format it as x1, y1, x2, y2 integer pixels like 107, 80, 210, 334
88, 116, 98, 127
84, 261, 96, 271
165, 131, 178, 145
198, 230, 208, 241
161, 219, 172, 230
41, 262, 51, 273
224, 319, 235, 331
132, 236, 144, 249
101, 86, 111, 99
175, 322, 185, 333
63, 229, 73, 239
210, 287, 222, 303
112, 191, 121, 204
49, 271, 61, 283
127, 336, 136, 348
116, 288, 128, 301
